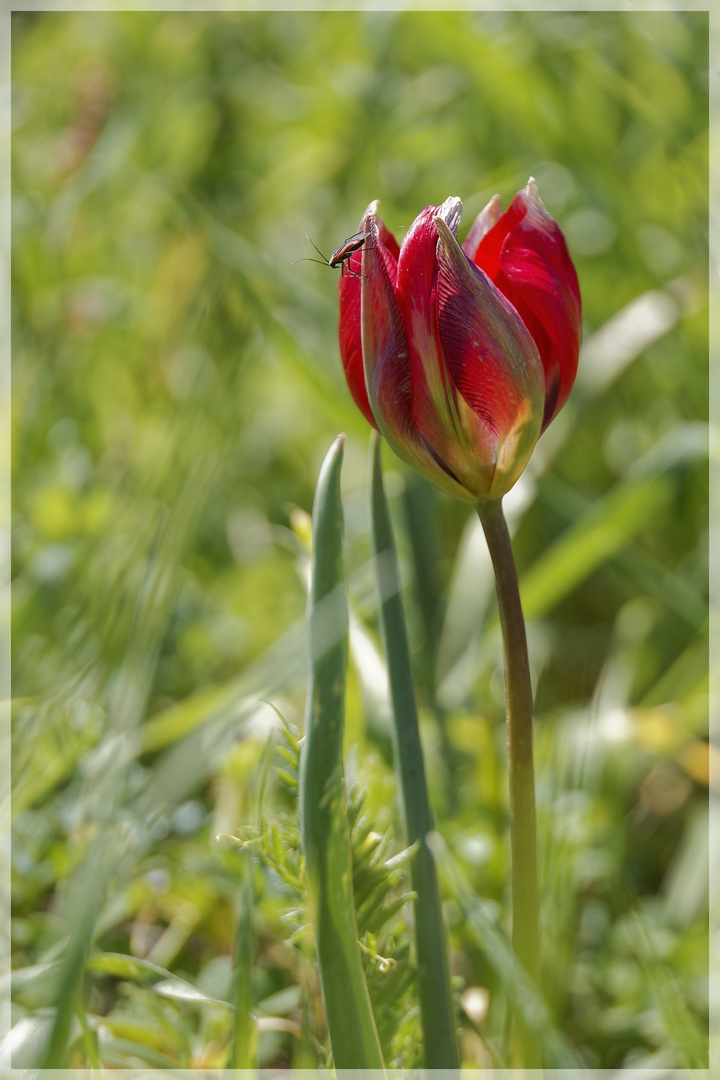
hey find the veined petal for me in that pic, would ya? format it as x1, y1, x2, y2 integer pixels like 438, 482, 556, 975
338, 205, 400, 428
394, 198, 468, 476
474, 178, 582, 430
338, 258, 374, 428
361, 207, 474, 502
434, 216, 545, 498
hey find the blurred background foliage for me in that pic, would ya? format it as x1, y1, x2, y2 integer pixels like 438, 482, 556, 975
9, 7, 709, 1071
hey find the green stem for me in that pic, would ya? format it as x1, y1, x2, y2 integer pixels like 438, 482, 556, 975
370, 437, 460, 1070
476, 496, 540, 1068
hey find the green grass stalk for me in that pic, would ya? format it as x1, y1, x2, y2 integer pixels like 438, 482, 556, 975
299, 435, 385, 1071
370, 437, 460, 1070
229, 861, 256, 1070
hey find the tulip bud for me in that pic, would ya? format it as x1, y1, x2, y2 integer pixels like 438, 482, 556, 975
338, 180, 581, 502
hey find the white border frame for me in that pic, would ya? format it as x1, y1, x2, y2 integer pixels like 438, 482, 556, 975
1, 3, 715, 1078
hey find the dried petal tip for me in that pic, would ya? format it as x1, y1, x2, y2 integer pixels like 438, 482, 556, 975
435, 196, 463, 237
524, 177, 544, 207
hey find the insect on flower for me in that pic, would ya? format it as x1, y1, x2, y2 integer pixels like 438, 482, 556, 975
337, 182, 582, 501
299, 231, 372, 278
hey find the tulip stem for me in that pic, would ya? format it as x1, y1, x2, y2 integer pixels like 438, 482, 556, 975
476, 496, 540, 1068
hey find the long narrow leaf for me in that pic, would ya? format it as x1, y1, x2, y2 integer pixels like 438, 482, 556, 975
299, 436, 385, 1071
85, 953, 232, 1011
370, 435, 459, 1070
520, 474, 674, 620
229, 863, 257, 1069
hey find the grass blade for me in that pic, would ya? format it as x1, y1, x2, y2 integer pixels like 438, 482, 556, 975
229, 862, 257, 1069
431, 834, 584, 1071
85, 953, 232, 1010
299, 435, 385, 1071
369, 435, 460, 1070
520, 474, 674, 620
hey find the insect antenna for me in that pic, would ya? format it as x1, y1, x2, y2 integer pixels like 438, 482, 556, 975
292, 234, 334, 268
306, 234, 330, 262
292, 256, 332, 267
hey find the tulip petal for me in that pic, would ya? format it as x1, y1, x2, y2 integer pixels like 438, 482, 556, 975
338, 259, 375, 428
376, 217, 401, 280
473, 178, 581, 430
338, 205, 400, 428
462, 194, 503, 262
361, 207, 474, 502
394, 198, 472, 478
434, 216, 545, 498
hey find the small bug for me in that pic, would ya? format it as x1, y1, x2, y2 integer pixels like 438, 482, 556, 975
297, 230, 372, 278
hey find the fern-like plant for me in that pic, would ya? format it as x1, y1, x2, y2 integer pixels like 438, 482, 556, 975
231, 717, 421, 1067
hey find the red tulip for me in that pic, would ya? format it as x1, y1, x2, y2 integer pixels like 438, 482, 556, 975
338, 179, 581, 502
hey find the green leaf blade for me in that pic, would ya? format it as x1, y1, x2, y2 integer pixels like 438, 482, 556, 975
299, 435, 385, 1072
369, 434, 460, 1069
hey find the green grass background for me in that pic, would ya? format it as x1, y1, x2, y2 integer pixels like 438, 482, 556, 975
10, 8, 709, 1070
